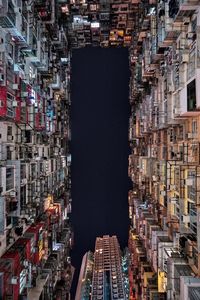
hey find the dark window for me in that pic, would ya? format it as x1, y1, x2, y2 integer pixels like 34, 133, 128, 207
168, 0, 179, 19
6, 146, 12, 160
20, 164, 26, 178
7, 126, 12, 136
25, 130, 32, 143
187, 79, 196, 111
6, 167, 14, 191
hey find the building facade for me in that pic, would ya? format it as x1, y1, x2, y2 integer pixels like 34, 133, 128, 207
75, 235, 128, 300
0, 0, 73, 299
75, 251, 94, 300
67, 0, 136, 48
128, 1, 200, 299
1, 0, 200, 299
91, 235, 127, 300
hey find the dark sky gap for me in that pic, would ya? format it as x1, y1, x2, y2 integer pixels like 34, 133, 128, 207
70, 47, 131, 297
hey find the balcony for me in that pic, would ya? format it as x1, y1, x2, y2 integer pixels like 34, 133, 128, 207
0, 0, 16, 28
172, 71, 200, 117
160, 30, 180, 49
180, 276, 200, 299
168, 263, 193, 299
169, 0, 199, 21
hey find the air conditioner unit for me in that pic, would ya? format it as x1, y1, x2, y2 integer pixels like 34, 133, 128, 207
174, 108, 180, 115
152, 175, 157, 181
183, 17, 190, 25
12, 84, 18, 90
160, 190, 166, 196
9, 191, 16, 197
187, 32, 195, 39
12, 101, 18, 107
187, 132, 193, 139
21, 178, 27, 185
171, 197, 178, 204
11, 277, 18, 285
182, 214, 190, 223
27, 5, 32, 12
181, 53, 189, 63
24, 260, 29, 267
185, 178, 193, 186
169, 185, 176, 190
14, 7, 21, 13
21, 102, 26, 107
21, 92, 28, 98
0, 73, 4, 81
168, 85, 174, 92
7, 135, 14, 141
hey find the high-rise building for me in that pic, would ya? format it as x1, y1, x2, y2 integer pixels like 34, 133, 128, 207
75, 251, 94, 300
76, 235, 127, 300
92, 235, 127, 300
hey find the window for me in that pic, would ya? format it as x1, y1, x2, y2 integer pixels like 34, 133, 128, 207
6, 146, 12, 160
121, 7, 128, 12
20, 164, 26, 179
6, 93, 14, 118
187, 80, 196, 111
25, 130, 32, 143
19, 269, 28, 294
20, 186, 26, 210
187, 171, 196, 201
191, 18, 197, 35
169, 128, 173, 142
192, 120, 197, 133
6, 167, 14, 191
31, 164, 36, 179
90, 4, 97, 11
7, 126, 12, 136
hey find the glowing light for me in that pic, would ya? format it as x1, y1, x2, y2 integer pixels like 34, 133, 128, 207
91, 22, 100, 28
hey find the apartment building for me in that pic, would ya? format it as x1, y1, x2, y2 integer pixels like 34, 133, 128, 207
67, 0, 136, 48
128, 1, 200, 299
0, 0, 73, 299
75, 235, 128, 300
91, 235, 127, 300
75, 251, 94, 300
2, 0, 200, 299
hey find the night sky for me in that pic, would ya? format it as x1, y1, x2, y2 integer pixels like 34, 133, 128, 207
70, 47, 131, 297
